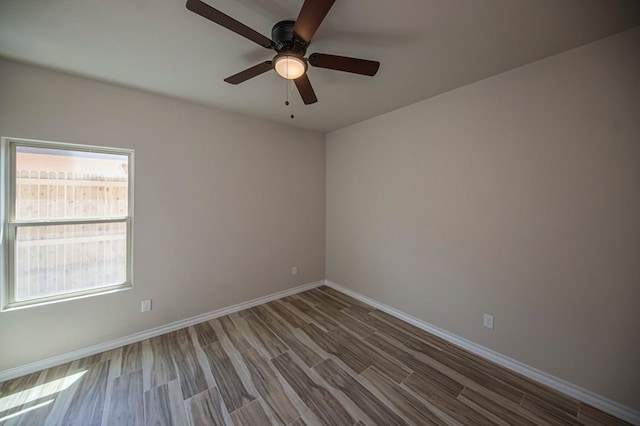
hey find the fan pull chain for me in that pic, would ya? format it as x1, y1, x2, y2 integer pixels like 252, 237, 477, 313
291, 80, 295, 118
284, 79, 294, 119
285, 79, 289, 106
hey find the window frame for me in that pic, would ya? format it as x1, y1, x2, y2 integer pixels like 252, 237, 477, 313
1, 137, 134, 311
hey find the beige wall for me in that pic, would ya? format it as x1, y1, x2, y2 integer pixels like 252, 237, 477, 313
0, 59, 325, 371
326, 27, 640, 410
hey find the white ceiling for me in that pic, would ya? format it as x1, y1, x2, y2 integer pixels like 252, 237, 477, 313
1, 0, 639, 133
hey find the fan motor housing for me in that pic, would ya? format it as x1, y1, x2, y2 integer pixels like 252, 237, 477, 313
272, 20, 307, 55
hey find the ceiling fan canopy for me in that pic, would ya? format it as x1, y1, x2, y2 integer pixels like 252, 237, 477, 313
185, 0, 380, 105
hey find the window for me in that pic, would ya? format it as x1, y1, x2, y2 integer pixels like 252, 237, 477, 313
1, 137, 134, 310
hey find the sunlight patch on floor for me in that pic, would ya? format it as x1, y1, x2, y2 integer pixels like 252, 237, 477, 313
0, 370, 87, 413
0, 399, 54, 422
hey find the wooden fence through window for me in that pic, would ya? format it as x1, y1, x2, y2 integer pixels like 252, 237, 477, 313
14, 170, 129, 301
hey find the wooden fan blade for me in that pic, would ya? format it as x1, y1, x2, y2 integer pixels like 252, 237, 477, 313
292, 0, 336, 44
309, 53, 380, 76
294, 74, 318, 104
224, 61, 273, 84
186, 0, 273, 48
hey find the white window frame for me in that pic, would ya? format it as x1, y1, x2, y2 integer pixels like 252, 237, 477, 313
1, 137, 134, 310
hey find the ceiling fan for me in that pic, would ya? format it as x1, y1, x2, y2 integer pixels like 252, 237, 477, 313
185, 0, 380, 105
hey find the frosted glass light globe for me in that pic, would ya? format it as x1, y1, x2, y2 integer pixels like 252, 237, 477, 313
274, 55, 306, 80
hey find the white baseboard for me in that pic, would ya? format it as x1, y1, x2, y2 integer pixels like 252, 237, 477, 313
0, 280, 324, 383
324, 280, 640, 425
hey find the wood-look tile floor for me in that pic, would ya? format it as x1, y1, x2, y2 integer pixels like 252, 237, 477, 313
0, 286, 630, 425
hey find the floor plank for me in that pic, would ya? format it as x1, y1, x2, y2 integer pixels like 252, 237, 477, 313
242, 314, 289, 358
102, 369, 144, 426
267, 299, 308, 329
144, 334, 177, 391
521, 394, 584, 425
405, 336, 524, 403
201, 342, 256, 412
230, 399, 271, 425
168, 328, 209, 400
578, 402, 633, 426
458, 386, 539, 426
445, 342, 579, 413
317, 287, 375, 311
328, 326, 411, 383
185, 387, 230, 426
313, 358, 408, 425
294, 290, 325, 307
215, 315, 252, 352
360, 366, 449, 425
313, 302, 372, 336
369, 309, 448, 349
144, 382, 174, 426
272, 352, 355, 426
58, 360, 110, 426
264, 319, 324, 368
288, 298, 339, 332
121, 342, 143, 376
300, 322, 371, 374
403, 372, 499, 425
192, 321, 219, 347
239, 348, 301, 424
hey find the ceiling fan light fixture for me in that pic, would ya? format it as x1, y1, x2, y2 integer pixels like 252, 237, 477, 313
274, 55, 307, 80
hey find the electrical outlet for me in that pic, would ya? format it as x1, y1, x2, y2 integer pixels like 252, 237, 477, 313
483, 313, 494, 329
292, 266, 298, 275
141, 299, 152, 312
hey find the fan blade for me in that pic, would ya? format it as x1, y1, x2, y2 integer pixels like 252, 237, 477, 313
224, 61, 273, 84
186, 0, 273, 49
309, 53, 380, 76
294, 74, 318, 105
292, 0, 336, 44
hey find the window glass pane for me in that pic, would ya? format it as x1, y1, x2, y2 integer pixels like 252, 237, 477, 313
14, 222, 127, 302
15, 146, 129, 220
